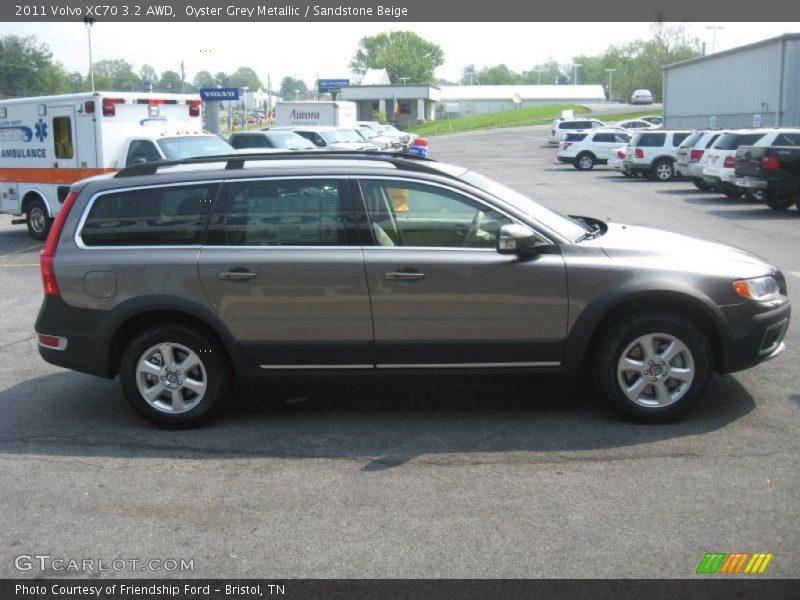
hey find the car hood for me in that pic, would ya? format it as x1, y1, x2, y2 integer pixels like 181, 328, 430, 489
329, 142, 369, 150
588, 222, 774, 279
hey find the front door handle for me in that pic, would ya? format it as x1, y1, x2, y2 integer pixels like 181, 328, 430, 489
218, 270, 257, 281
385, 271, 425, 281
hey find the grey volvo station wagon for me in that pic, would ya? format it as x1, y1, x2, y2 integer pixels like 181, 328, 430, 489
35, 152, 790, 427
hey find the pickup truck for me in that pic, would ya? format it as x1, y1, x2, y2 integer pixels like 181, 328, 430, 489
734, 145, 800, 211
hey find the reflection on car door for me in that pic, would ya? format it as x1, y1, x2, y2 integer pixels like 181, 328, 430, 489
197, 177, 374, 368
356, 177, 569, 367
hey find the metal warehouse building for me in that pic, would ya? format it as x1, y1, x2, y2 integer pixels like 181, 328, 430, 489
663, 33, 800, 129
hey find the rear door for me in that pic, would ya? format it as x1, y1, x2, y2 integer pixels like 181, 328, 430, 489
197, 176, 374, 369
50, 106, 79, 171
356, 177, 568, 368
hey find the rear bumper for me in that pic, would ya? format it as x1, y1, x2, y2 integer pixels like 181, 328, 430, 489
718, 301, 791, 374
557, 155, 575, 163
734, 176, 768, 191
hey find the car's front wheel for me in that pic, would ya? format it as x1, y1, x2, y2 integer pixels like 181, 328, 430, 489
594, 313, 713, 422
119, 325, 230, 428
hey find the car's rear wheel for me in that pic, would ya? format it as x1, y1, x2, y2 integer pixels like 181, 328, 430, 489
721, 185, 743, 199
119, 325, 230, 428
593, 313, 713, 422
26, 198, 51, 240
693, 178, 713, 191
764, 190, 794, 211
574, 152, 595, 171
652, 159, 675, 181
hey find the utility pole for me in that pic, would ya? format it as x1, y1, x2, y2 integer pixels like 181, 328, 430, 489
180, 60, 186, 93
605, 68, 616, 102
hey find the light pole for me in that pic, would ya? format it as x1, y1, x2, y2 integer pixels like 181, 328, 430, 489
535, 69, 544, 85
572, 64, 582, 86
605, 68, 616, 102
242, 86, 249, 131
83, 17, 95, 92
706, 25, 725, 53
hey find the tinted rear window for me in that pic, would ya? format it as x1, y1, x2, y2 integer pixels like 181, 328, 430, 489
564, 133, 588, 141
560, 121, 591, 130
672, 132, 691, 147
680, 132, 703, 148
80, 184, 218, 246
774, 133, 800, 146
635, 133, 666, 147
714, 133, 767, 150
229, 134, 270, 149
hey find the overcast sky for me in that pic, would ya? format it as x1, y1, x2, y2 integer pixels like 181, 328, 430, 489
2, 21, 797, 88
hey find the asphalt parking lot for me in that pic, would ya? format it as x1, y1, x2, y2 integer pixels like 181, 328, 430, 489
1, 125, 798, 579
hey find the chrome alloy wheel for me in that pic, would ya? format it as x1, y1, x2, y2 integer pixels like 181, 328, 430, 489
616, 333, 695, 408
655, 162, 674, 180
136, 343, 207, 414
29, 206, 46, 233
579, 155, 594, 170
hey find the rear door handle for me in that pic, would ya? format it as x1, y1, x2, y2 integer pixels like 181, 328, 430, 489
385, 271, 425, 281
218, 271, 257, 281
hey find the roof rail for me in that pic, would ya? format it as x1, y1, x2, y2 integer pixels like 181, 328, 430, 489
114, 150, 439, 178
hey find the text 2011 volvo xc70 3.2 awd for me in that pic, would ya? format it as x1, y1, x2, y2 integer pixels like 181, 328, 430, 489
35, 152, 790, 427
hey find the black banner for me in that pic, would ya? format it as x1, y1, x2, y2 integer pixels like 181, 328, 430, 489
3, 579, 800, 600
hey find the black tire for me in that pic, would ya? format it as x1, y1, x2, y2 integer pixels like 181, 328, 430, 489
593, 312, 713, 423
764, 190, 794, 211
721, 185, 743, 199
692, 178, 713, 191
622, 170, 635, 178
574, 152, 595, 171
119, 325, 230, 428
25, 198, 51, 240
651, 159, 675, 182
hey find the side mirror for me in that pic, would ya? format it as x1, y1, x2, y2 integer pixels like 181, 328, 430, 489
496, 223, 543, 255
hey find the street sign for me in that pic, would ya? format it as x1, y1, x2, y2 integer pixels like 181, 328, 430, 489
318, 79, 350, 94
199, 87, 240, 101
753, 114, 762, 128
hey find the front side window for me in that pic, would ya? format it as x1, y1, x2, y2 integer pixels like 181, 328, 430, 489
359, 179, 512, 249
774, 133, 800, 146
53, 116, 73, 159
81, 184, 218, 246
209, 179, 350, 246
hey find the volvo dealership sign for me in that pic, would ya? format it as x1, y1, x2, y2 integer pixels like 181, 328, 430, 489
199, 87, 240, 101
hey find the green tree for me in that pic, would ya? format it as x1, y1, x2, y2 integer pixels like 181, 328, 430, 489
473, 64, 520, 85
157, 70, 182, 92
228, 66, 262, 91
0, 35, 70, 97
213, 71, 229, 87
93, 59, 140, 91
139, 64, 158, 90
350, 31, 444, 84
193, 70, 216, 89
278, 76, 307, 100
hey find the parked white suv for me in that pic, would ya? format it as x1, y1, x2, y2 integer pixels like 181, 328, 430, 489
270, 126, 375, 151
703, 128, 800, 198
675, 130, 722, 190
547, 118, 607, 145
557, 129, 632, 170
623, 130, 693, 181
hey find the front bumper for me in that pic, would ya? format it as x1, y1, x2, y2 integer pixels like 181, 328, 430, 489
718, 300, 791, 374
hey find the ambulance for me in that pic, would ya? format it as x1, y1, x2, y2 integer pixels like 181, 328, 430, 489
0, 92, 232, 239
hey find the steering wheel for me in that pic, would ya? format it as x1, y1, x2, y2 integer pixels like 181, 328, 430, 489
463, 210, 485, 247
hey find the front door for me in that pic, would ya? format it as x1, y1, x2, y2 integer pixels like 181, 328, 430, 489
198, 177, 374, 369
357, 178, 569, 368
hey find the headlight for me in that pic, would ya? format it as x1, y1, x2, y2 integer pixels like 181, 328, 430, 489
732, 276, 780, 301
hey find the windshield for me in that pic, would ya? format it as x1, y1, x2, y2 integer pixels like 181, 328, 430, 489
157, 136, 233, 160
321, 130, 352, 144
359, 128, 380, 139
337, 129, 368, 143
267, 132, 315, 150
460, 170, 590, 241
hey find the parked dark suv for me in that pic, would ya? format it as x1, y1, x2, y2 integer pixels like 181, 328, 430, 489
36, 153, 790, 427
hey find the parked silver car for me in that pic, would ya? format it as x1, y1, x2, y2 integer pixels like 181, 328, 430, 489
36, 153, 790, 427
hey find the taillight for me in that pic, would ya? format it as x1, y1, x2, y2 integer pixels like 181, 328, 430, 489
188, 99, 201, 117
691, 149, 704, 162
84, 100, 95, 114
723, 155, 736, 169
102, 97, 123, 117
761, 156, 780, 171
562, 142, 572, 150
40, 191, 78, 296
634, 148, 644, 159
617, 150, 625, 159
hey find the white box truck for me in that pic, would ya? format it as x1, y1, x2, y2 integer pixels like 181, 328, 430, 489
274, 101, 357, 128
0, 91, 232, 239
